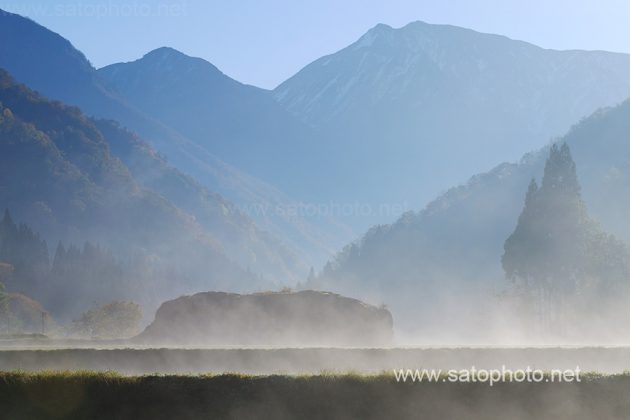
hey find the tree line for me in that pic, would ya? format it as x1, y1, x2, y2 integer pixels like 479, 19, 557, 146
0, 208, 144, 335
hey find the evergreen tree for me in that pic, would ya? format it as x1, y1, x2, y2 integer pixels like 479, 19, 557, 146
502, 143, 630, 331
0, 209, 18, 261
0, 282, 9, 334
502, 178, 543, 285
51, 242, 66, 274
47, 240, 127, 318
307, 266, 315, 284
0, 209, 49, 295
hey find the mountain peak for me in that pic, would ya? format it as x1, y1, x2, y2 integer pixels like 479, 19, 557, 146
354, 21, 454, 50
103, 46, 223, 79
401, 20, 429, 28
362, 21, 447, 38
143, 46, 188, 60
368, 23, 394, 33
354, 23, 394, 48
353, 20, 516, 53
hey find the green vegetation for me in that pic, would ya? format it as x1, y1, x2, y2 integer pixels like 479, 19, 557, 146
70, 302, 142, 339
0, 371, 629, 419
503, 144, 630, 334
0, 281, 9, 331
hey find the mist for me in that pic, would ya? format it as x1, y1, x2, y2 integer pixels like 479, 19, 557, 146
4, 4, 630, 418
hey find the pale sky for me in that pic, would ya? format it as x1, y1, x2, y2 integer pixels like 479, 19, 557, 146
1, 0, 629, 88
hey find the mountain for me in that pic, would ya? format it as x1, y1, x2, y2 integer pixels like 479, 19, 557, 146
274, 21, 630, 223
92, 119, 306, 283
311, 98, 630, 340
0, 68, 297, 317
0, 8, 351, 272
97, 22, 630, 233
98, 47, 313, 188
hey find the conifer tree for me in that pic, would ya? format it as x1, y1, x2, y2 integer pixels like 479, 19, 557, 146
503, 143, 630, 331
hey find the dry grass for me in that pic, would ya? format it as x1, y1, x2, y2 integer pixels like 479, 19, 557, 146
1, 371, 630, 419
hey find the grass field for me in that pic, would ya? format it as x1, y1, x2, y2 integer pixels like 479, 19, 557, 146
1, 371, 630, 419
3, 347, 630, 419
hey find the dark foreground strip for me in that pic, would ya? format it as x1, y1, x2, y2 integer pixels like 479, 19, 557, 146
0, 372, 629, 420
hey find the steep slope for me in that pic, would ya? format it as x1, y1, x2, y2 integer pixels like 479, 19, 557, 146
0, 8, 350, 271
0, 69, 270, 316
313, 99, 630, 338
93, 119, 305, 282
274, 21, 630, 221
0, 67, 304, 284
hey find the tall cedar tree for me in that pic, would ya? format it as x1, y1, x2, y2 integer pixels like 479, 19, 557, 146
503, 144, 630, 319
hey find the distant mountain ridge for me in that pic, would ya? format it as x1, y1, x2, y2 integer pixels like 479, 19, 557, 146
99, 47, 312, 188
98, 47, 354, 260
93, 19, 630, 234
274, 21, 630, 220
0, 8, 350, 273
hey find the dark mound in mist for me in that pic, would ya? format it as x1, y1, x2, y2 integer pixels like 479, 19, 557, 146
135, 290, 393, 347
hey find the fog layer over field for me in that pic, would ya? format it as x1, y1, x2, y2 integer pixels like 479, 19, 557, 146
0, 347, 628, 375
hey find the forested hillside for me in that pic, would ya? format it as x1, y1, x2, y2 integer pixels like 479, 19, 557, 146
313, 100, 630, 340
0, 70, 280, 319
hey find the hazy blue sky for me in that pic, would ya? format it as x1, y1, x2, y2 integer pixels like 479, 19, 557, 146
1, 0, 629, 88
